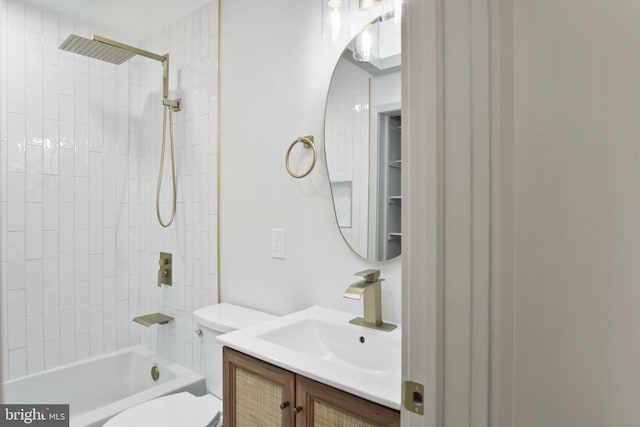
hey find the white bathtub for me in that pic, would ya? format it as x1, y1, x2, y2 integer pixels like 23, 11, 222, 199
2, 345, 206, 427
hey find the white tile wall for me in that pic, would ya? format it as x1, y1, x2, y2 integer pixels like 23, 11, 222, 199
136, 2, 219, 372
325, 62, 370, 256
1, 0, 218, 381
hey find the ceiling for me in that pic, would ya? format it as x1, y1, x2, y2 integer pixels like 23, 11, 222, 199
23, 0, 211, 39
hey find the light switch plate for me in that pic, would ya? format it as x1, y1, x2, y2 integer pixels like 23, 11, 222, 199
271, 228, 285, 259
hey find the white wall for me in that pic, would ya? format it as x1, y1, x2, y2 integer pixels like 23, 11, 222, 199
219, 0, 401, 322
513, 0, 640, 425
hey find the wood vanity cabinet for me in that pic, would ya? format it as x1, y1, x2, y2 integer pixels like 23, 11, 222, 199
223, 347, 400, 427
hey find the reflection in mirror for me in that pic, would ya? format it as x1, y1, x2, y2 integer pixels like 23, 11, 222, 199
324, 16, 401, 262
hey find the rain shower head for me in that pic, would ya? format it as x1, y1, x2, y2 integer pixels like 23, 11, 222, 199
58, 33, 180, 111
59, 34, 166, 64
59, 34, 137, 64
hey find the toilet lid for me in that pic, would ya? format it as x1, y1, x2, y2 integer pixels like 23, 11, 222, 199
104, 392, 222, 427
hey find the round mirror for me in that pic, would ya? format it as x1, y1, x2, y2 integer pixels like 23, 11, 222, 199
324, 16, 402, 261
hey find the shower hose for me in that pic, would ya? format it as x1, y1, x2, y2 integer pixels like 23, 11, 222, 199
156, 104, 177, 228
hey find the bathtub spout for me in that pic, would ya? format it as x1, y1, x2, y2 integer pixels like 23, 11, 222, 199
132, 313, 174, 327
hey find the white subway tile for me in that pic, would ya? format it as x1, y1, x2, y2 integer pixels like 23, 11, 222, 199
43, 286, 59, 341
25, 4, 42, 33
0, 202, 6, 262
58, 257, 74, 310
26, 314, 44, 374
7, 172, 24, 231
25, 89, 43, 149
25, 202, 42, 258
116, 251, 128, 300
43, 175, 59, 230
59, 55, 74, 96
25, 259, 43, 316
60, 310, 76, 363
75, 282, 89, 334
89, 100, 104, 152
59, 94, 74, 147
42, 13, 59, 66
116, 106, 128, 156
116, 299, 129, 349
42, 231, 59, 286
74, 123, 88, 176
43, 118, 59, 174
89, 151, 103, 200
89, 253, 102, 305
59, 203, 73, 256
76, 332, 91, 360
8, 347, 27, 379
43, 64, 59, 121
7, 45, 25, 115
103, 276, 116, 327
116, 70, 128, 108
89, 204, 103, 254
7, 289, 26, 348
7, 231, 25, 289
90, 304, 103, 356
104, 325, 116, 353
44, 339, 60, 369
74, 176, 88, 228
8, 112, 25, 172
26, 171, 42, 203
74, 230, 88, 282
74, 69, 89, 125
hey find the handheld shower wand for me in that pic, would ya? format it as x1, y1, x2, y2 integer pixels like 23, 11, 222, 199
59, 34, 181, 227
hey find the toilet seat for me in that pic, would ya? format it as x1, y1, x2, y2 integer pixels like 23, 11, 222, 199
103, 392, 222, 427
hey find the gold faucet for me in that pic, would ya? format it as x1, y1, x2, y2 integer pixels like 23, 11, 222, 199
343, 269, 397, 331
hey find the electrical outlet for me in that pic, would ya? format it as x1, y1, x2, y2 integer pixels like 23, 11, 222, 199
271, 228, 285, 259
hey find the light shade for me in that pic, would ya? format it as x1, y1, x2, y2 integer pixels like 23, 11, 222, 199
353, 24, 379, 62
322, 0, 350, 45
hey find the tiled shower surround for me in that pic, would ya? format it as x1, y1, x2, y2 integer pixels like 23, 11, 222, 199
0, 0, 219, 380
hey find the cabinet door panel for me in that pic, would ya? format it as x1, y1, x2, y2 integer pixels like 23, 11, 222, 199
295, 375, 400, 427
223, 347, 295, 427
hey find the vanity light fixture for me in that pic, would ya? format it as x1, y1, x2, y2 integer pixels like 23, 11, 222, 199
323, 0, 350, 45
359, 0, 383, 9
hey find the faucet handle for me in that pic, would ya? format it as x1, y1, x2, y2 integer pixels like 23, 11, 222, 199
355, 269, 381, 282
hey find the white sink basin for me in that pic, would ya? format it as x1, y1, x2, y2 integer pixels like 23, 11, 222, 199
217, 306, 401, 409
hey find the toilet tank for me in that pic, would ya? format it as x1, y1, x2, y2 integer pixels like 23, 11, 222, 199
193, 303, 277, 399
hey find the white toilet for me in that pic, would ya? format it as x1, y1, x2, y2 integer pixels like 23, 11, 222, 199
104, 303, 276, 427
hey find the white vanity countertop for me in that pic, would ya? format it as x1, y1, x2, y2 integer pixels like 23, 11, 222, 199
217, 305, 402, 410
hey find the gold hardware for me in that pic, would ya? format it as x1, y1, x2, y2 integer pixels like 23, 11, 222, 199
359, 0, 383, 9
404, 380, 425, 415
132, 313, 174, 327
158, 252, 172, 287
349, 317, 397, 331
285, 136, 317, 178
344, 269, 397, 331
355, 269, 381, 282
151, 365, 160, 382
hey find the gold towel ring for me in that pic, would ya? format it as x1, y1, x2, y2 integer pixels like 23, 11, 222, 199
285, 135, 317, 178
